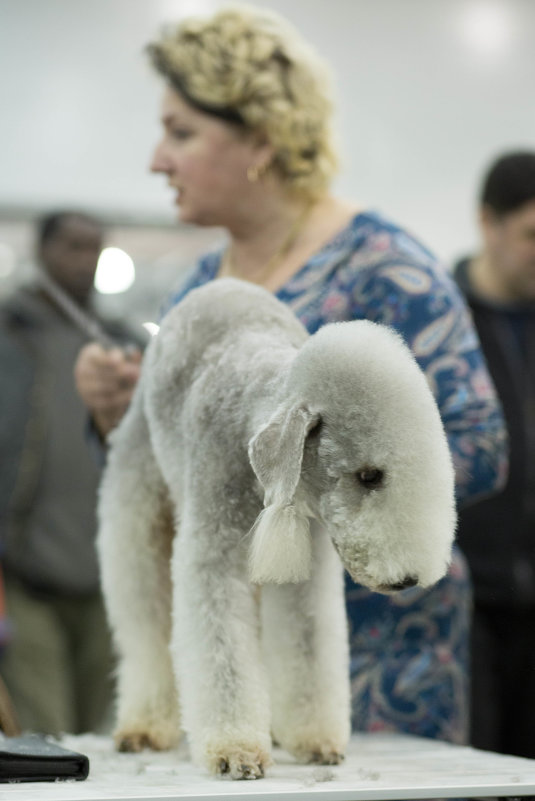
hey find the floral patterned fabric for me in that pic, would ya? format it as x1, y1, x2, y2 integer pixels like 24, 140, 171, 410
164, 210, 507, 744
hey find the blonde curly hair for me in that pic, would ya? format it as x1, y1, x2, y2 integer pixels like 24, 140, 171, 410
147, 5, 339, 198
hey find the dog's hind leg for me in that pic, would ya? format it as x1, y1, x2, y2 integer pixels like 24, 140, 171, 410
260, 523, 351, 764
97, 390, 180, 752
170, 496, 272, 779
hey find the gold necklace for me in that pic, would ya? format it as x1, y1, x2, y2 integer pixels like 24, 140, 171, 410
220, 203, 312, 285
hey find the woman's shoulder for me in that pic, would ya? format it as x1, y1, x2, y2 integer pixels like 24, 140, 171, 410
296, 209, 444, 289
337, 211, 463, 321
288, 208, 450, 302
341, 210, 440, 269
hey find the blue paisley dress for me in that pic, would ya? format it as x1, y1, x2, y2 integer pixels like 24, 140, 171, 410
165, 210, 507, 744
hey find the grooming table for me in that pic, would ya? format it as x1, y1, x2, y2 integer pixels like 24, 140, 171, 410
3, 732, 535, 801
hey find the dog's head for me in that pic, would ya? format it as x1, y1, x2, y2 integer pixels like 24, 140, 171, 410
248, 320, 456, 592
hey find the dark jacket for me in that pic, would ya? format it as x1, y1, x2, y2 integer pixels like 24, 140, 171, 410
0, 284, 141, 594
454, 258, 535, 607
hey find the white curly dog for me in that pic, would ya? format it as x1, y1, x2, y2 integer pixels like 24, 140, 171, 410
97, 278, 456, 779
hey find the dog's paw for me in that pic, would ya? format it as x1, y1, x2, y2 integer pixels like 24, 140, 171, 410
290, 743, 345, 765
218, 757, 265, 780
206, 744, 272, 780
115, 724, 180, 753
304, 748, 345, 765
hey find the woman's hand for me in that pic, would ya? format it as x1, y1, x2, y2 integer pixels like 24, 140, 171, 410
74, 343, 142, 439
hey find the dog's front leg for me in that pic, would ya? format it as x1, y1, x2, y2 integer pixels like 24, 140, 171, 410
261, 523, 351, 764
171, 514, 272, 779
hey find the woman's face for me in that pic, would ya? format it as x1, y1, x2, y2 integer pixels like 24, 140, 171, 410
151, 87, 270, 227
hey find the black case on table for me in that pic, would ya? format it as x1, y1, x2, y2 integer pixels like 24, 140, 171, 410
0, 733, 89, 782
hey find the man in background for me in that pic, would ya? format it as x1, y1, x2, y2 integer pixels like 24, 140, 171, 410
453, 151, 535, 757
0, 211, 139, 735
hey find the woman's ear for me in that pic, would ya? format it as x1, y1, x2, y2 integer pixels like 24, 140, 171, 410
247, 402, 319, 583
246, 134, 275, 181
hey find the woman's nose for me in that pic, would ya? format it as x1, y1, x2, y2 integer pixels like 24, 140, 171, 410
150, 142, 169, 173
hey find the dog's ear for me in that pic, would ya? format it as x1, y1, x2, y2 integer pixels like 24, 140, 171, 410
247, 403, 319, 584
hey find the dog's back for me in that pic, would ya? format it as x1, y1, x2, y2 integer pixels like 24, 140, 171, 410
151, 279, 306, 374
143, 279, 308, 440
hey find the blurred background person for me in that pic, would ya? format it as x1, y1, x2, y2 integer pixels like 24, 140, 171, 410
0, 210, 140, 735
75, 6, 507, 745
453, 150, 535, 758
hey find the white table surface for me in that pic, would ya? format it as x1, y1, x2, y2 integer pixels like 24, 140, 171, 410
2, 732, 535, 801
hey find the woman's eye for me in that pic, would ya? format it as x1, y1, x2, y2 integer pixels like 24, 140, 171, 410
171, 128, 192, 141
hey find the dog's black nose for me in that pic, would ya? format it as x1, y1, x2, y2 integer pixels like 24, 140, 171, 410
388, 575, 419, 591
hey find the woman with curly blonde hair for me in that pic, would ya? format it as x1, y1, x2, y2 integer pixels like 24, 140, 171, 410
148, 5, 338, 200
145, 5, 353, 291
76, 3, 506, 751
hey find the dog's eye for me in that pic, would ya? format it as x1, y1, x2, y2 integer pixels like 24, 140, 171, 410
356, 468, 384, 489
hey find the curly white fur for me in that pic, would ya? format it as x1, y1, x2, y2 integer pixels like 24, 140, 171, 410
97, 278, 456, 779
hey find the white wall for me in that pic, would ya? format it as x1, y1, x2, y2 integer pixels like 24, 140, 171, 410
1, 0, 534, 264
